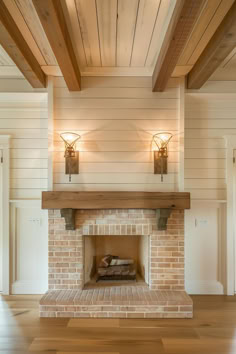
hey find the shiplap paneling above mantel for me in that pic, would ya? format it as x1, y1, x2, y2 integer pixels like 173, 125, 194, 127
53, 76, 180, 192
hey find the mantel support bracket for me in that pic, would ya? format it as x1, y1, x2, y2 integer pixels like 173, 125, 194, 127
156, 209, 172, 230
60, 208, 76, 230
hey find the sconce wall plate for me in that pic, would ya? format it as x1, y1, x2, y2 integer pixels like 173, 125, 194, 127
65, 151, 79, 176
154, 150, 167, 175
60, 132, 80, 182
153, 132, 173, 181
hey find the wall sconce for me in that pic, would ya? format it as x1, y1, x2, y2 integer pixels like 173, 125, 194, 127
60, 132, 80, 182
153, 132, 173, 182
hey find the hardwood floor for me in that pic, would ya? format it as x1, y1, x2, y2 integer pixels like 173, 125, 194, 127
1, 294, 236, 353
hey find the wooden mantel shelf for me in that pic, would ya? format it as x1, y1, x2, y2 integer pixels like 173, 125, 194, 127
42, 191, 190, 231
42, 191, 190, 210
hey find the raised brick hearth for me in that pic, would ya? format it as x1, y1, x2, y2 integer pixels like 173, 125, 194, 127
40, 288, 192, 318
40, 208, 192, 318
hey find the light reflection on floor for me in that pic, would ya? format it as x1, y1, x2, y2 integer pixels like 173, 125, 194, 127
0, 294, 39, 352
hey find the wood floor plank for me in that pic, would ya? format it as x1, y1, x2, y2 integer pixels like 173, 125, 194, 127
1, 294, 236, 353
29, 338, 164, 353
57, 352, 119, 354
0, 352, 57, 354
196, 327, 236, 340
68, 318, 120, 328
162, 338, 236, 354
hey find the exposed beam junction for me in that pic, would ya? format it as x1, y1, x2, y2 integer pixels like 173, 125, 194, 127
152, 0, 204, 92
33, 0, 81, 91
187, 0, 236, 89
0, 0, 46, 88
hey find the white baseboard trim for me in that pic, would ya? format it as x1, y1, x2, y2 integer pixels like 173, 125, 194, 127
11, 281, 48, 295
186, 280, 224, 295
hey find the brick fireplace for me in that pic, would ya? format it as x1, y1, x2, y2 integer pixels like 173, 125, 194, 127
40, 192, 193, 318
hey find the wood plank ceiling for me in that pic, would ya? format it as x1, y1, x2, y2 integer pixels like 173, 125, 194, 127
0, 0, 235, 88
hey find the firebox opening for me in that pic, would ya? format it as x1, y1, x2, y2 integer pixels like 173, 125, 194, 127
84, 235, 150, 288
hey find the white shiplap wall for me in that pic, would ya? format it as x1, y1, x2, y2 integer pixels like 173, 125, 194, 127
185, 82, 236, 200
53, 76, 180, 192
0, 79, 48, 199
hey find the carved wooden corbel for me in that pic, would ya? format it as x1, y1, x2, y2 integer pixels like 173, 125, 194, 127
156, 209, 172, 230
60, 208, 76, 230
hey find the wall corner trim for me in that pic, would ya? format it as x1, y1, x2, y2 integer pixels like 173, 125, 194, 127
0, 135, 10, 294
224, 135, 236, 295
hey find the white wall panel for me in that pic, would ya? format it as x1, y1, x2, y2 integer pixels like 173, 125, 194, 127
186, 110, 236, 119
185, 169, 225, 179
185, 129, 236, 139
54, 151, 179, 163
54, 119, 178, 131
185, 189, 226, 200
53, 183, 178, 192
184, 92, 236, 200
185, 138, 225, 149
53, 173, 177, 184
184, 149, 226, 159
54, 130, 178, 141
0, 85, 48, 200
185, 159, 225, 169
54, 140, 179, 152
186, 119, 236, 129
10, 201, 48, 294
11, 159, 48, 169
55, 98, 178, 110
185, 201, 226, 294
53, 77, 180, 192
11, 139, 48, 149
54, 87, 179, 99
11, 169, 48, 179
0, 78, 47, 93
54, 108, 177, 120
54, 162, 179, 174
54, 77, 180, 88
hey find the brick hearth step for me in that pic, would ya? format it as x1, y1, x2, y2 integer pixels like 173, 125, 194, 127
40, 287, 193, 318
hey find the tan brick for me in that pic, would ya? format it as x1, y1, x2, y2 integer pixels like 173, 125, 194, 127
172, 264, 184, 268
164, 306, 178, 312
108, 312, 127, 318
127, 313, 145, 318
40, 311, 57, 317
57, 312, 75, 317
179, 306, 193, 312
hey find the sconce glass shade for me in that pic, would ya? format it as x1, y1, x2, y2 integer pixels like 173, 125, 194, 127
153, 132, 173, 151
60, 132, 80, 157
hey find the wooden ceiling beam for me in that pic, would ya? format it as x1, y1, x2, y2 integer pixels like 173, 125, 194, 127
33, 0, 81, 91
152, 0, 204, 92
187, 1, 236, 89
0, 0, 46, 88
